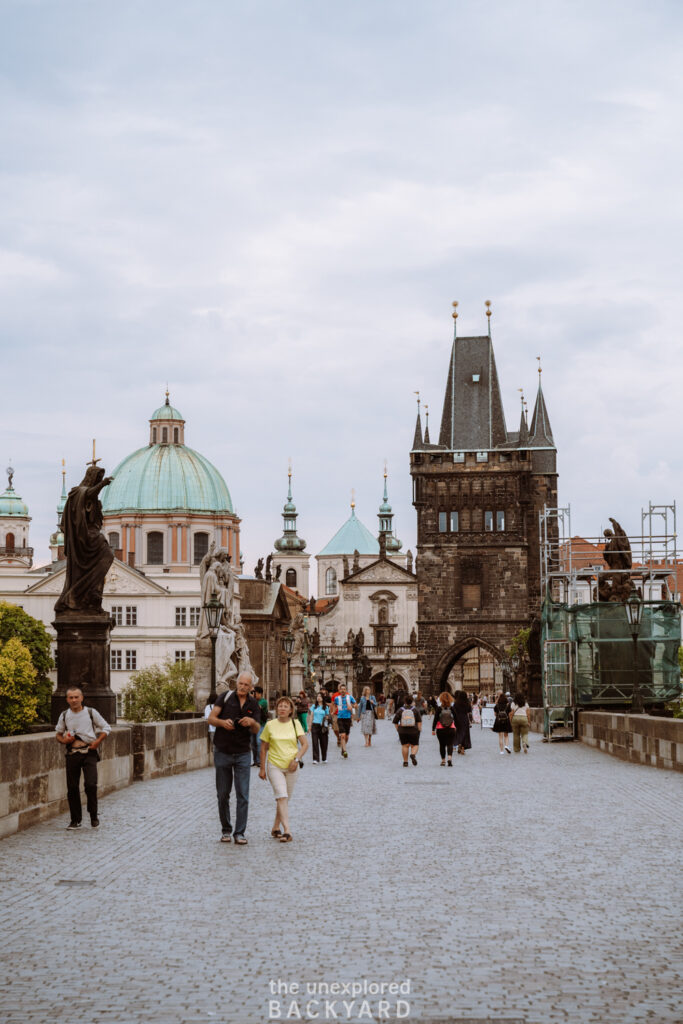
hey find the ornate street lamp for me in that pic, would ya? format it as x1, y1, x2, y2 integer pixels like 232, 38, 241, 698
203, 593, 224, 696
329, 655, 337, 687
510, 654, 520, 693
500, 657, 511, 690
282, 631, 295, 696
625, 592, 644, 714
318, 651, 327, 691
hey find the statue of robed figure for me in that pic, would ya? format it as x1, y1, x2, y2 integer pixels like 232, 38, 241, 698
55, 465, 114, 614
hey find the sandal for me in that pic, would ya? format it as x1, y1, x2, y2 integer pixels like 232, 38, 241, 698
440, 760, 446, 766
271, 828, 282, 839
279, 832, 293, 843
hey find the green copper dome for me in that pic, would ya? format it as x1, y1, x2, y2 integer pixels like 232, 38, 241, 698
101, 444, 233, 514
319, 507, 379, 556
0, 487, 29, 517
151, 402, 184, 421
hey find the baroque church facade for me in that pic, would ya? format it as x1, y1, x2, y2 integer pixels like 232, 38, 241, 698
410, 312, 557, 704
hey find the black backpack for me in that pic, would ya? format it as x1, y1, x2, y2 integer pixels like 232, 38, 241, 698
439, 707, 454, 728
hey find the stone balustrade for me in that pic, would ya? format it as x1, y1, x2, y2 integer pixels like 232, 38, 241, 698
0, 719, 211, 839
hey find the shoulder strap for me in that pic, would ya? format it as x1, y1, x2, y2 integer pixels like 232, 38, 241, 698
57, 709, 66, 730
87, 707, 95, 729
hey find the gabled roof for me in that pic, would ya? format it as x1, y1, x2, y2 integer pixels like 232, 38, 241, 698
344, 556, 415, 583
318, 508, 379, 556
438, 335, 508, 449
25, 557, 169, 596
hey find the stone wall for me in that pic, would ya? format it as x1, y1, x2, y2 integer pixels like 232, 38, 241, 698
578, 711, 683, 772
528, 707, 682, 772
0, 719, 210, 840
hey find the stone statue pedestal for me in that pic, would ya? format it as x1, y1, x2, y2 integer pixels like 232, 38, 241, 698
193, 637, 213, 711
51, 612, 116, 725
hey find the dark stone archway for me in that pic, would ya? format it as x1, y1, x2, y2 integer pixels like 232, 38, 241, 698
431, 635, 505, 693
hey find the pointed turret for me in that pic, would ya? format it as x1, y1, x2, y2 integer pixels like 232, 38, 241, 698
528, 374, 555, 447
50, 461, 67, 561
423, 405, 431, 445
377, 466, 402, 554
412, 410, 423, 449
518, 398, 529, 447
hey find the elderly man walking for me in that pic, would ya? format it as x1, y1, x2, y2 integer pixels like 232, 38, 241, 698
208, 672, 261, 844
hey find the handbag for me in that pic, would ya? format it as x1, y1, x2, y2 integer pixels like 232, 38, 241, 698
292, 720, 304, 768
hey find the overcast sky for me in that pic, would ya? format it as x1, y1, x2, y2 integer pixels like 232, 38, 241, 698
2, 0, 682, 581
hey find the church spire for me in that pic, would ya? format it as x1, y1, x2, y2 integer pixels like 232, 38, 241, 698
517, 390, 529, 446
274, 462, 306, 552
528, 361, 555, 447
423, 404, 431, 445
378, 464, 402, 553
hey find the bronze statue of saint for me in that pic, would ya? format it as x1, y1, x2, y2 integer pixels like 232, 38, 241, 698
55, 465, 114, 613
603, 518, 632, 572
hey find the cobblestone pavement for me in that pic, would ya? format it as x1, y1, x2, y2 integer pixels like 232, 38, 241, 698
1, 721, 681, 1024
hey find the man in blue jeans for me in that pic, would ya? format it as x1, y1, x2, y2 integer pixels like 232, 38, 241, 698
208, 672, 261, 844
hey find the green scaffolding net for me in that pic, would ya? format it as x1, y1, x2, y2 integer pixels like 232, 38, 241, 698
542, 597, 681, 707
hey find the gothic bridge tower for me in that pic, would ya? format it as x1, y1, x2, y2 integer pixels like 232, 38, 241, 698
410, 304, 557, 703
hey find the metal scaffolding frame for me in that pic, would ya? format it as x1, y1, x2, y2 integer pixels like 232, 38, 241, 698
539, 502, 680, 740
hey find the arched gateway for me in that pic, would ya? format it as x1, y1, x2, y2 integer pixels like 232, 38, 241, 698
433, 636, 505, 694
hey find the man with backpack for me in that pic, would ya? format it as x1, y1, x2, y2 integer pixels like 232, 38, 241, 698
55, 686, 111, 830
392, 694, 422, 767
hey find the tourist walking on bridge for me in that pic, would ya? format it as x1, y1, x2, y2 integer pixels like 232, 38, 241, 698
259, 696, 308, 842
453, 690, 472, 756
510, 692, 531, 753
55, 686, 110, 830
358, 686, 377, 747
310, 692, 329, 764
492, 692, 512, 754
208, 672, 261, 844
432, 691, 456, 766
393, 694, 422, 766
334, 684, 356, 759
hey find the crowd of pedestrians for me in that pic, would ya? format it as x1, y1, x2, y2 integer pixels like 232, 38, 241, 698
56, 675, 532, 844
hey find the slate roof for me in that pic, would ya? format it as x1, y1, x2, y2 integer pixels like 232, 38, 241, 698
438, 336, 508, 449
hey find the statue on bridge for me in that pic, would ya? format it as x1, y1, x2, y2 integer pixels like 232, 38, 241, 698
600, 517, 633, 602
55, 463, 114, 614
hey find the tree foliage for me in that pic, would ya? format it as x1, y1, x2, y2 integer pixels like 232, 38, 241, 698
506, 627, 531, 659
0, 602, 54, 721
0, 636, 39, 736
121, 659, 195, 722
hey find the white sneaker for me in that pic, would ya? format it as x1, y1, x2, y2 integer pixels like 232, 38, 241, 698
322, 760, 327, 764
499, 750, 505, 755
312, 760, 319, 765
504, 746, 511, 754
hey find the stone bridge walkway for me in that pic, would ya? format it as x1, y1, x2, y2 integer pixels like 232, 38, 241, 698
1, 721, 681, 1024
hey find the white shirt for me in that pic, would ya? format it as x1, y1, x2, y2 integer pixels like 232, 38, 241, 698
55, 707, 111, 743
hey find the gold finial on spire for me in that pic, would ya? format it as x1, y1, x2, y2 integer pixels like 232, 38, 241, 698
414, 390, 420, 410
537, 355, 542, 375
424, 403, 429, 424
518, 387, 524, 405
165, 383, 170, 405
383, 459, 388, 480
288, 456, 292, 481
351, 488, 355, 510
485, 300, 492, 318
451, 300, 458, 320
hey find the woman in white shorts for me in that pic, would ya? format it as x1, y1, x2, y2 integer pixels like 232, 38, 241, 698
259, 696, 308, 843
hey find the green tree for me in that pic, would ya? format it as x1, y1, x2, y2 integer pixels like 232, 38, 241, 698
0, 602, 54, 721
121, 659, 195, 722
0, 636, 39, 735
506, 627, 531, 660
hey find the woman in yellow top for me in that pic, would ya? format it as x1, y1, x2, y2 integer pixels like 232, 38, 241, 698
259, 695, 309, 842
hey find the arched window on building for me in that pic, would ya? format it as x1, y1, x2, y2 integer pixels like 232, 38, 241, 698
5, 532, 15, 552
152, 428, 157, 443
325, 567, 337, 595
286, 567, 297, 588
147, 531, 164, 564
108, 531, 120, 550
193, 532, 209, 565
173, 427, 179, 443
162, 427, 168, 443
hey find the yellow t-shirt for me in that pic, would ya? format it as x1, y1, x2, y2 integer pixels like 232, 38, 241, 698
261, 718, 304, 770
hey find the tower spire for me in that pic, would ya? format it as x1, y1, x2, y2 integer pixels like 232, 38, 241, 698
274, 462, 306, 553
412, 391, 423, 449
378, 463, 402, 554
528, 363, 555, 446
423, 404, 431, 445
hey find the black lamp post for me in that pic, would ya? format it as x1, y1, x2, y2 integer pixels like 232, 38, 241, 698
203, 593, 224, 696
282, 631, 295, 696
344, 659, 350, 686
318, 651, 327, 691
500, 657, 511, 693
625, 592, 644, 714
329, 656, 337, 689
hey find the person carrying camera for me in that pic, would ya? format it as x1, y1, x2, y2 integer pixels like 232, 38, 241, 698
55, 686, 111, 830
